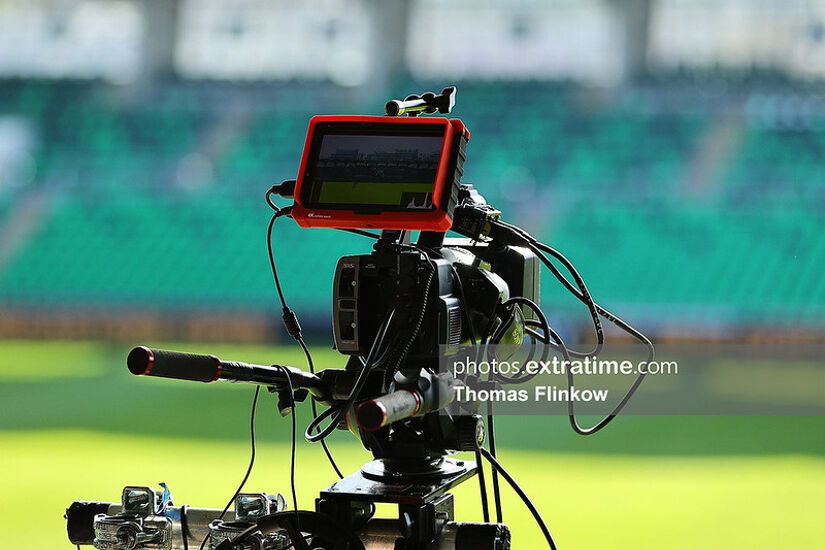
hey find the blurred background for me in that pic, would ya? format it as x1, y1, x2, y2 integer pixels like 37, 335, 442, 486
0, 0, 823, 548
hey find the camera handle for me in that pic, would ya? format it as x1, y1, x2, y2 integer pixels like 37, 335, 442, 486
385, 86, 456, 117
127, 346, 330, 402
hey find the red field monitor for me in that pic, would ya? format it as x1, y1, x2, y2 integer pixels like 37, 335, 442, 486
292, 115, 469, 231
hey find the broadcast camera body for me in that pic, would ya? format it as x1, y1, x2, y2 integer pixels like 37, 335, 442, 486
66, 87, 653, 550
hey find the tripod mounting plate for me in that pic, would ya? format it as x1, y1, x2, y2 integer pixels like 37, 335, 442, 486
320, 458, 476, 507
361, 457, 468, 482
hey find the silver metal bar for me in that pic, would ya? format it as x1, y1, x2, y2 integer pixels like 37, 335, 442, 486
104, 504, 234, 549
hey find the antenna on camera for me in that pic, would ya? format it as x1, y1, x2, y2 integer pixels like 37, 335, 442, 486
385, 86, 456, 116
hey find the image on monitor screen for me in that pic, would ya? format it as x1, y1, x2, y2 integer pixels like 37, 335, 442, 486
306, 133, 444, 209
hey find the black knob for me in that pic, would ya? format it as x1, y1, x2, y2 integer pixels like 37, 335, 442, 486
456, 415, 484, 451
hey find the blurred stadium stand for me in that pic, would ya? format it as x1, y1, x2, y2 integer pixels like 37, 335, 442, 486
0, 0, 823, 341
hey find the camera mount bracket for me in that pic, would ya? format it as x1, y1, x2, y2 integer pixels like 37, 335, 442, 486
385, 86, 456, 117
317, 458, 475, 547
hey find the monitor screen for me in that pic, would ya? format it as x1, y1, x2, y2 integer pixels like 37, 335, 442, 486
301, 130, 445, 211
292, 115, 466, 231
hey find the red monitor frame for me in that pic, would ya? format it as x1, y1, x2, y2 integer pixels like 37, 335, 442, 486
291, 115, 468, 231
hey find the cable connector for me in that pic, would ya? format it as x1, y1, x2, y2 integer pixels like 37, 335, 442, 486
488, 219, 532, 246
272, 387, 309, 417
451, 202, 502, 240
282, 307, 303, 341
270, 180, 296, 198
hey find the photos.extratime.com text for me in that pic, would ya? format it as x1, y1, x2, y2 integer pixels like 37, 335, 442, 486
450, 356, 679, 378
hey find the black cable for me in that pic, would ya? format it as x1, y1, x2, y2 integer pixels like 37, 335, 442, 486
271, 195, 379, 241
473, 313, 505, 527
489, 220, 655, 435
486, 408, 503, 524
304, 307, 397, 442
525, 244, 654, 435
479, 447, 558, 550
485, 298, 541, 368
265, 194, 395, 447
298, 338, 344, 479
265, 188, 280, 212
180, 504, 190, 550
474, 293, 562, 523
486, 297, 552, 384
530, 239, 652, 360
452, 265, 494, 524
303, 405, 339, 441
265, 203, 343, 478
305, 242, 432, 438
303, 307, 395, 441
475, 291, 504, 367
267, 211, 288, 307
492, 219, 604, 358
382, 258, 435, 389
198, 386, 261, 550
473, 447, 490, 523
527, 244, 603, 358
273, 365, 301, 532
525, 318, 573, 369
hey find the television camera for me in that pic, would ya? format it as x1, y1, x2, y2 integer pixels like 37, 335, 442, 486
66, 86, 654, 550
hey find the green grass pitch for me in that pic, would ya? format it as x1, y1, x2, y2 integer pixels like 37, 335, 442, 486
0, 339, 823, 548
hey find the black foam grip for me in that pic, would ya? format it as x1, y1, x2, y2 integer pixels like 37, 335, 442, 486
127, 346, 221, 383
